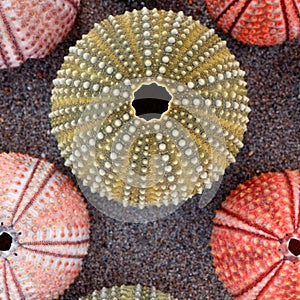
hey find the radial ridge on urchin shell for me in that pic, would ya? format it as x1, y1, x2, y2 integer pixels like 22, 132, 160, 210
80, 285, 177, 300
0, 0, 80, 69
210, 170, 300, 299
0, 152, 90, 299
204, 0, 300, 46
50, 8, 250, 210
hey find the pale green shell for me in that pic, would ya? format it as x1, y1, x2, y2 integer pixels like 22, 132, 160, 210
79, 285, 176, 300
50, 8, 250, 208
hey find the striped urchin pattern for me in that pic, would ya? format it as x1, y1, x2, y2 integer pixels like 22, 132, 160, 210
80, 285, 177, 300
211, 170, 300, 299
50, 8, 250, 209
0, 0, 80, 69
0, 152, 89, 299
204, 0, 300, 46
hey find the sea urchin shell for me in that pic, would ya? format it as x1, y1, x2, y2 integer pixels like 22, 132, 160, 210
0, 152, 89, 299
50, 8, 250, 210
210, 170, 300, 299
204, 0, 300, 46
0, 0, 80, 69
80, 285, 177, 300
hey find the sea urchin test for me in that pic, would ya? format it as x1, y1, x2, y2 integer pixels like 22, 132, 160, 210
211, 170, 300, 299
0, 152, 89, 299
50, 8, 250, 212
204, 0, 300, 46
0, 0, 80, 69
80, 285, 177, 300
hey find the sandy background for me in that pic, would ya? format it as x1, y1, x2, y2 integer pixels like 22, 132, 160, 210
0, 0, 299, 299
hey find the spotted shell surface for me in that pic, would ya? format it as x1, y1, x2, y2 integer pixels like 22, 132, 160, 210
50, 8, 250, 209
0, 152, 90, 299
210, 170, 300, 299
80, 285, 177, 300
0, 0, 80, 69
204, 0, 300, 46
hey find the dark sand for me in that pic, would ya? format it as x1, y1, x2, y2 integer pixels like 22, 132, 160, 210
0, 1, 299, 299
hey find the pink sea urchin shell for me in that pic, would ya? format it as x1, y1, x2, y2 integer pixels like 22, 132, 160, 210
0, 0, 80, 69
204, 0, 300, 46
211, 170, 300, 299
0, 152, 89, 299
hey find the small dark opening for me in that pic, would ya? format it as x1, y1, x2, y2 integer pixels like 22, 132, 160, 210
0, 232, 13, 251
288, 238, 300, 256
132, 83, 172, 121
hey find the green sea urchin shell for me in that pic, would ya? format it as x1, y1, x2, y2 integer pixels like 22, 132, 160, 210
80, 285, 177, 300
50, 8, 250, 210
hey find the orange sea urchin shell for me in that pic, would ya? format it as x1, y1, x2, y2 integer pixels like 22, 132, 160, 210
204, 0, 300, 46
0, 152, 89, 299
0, 0, 80, 69
210, 170, 300, 299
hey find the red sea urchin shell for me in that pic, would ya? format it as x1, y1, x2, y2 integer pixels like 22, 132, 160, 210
204, 0, 300, 46
0, 0, 80, 69
210, 170, 300, 299
0, 152, 89, 299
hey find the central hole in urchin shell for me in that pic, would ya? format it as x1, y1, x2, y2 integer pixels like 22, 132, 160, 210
132, 83, 172, 121
0, 232, 13, 251
288, 238, 300, 256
